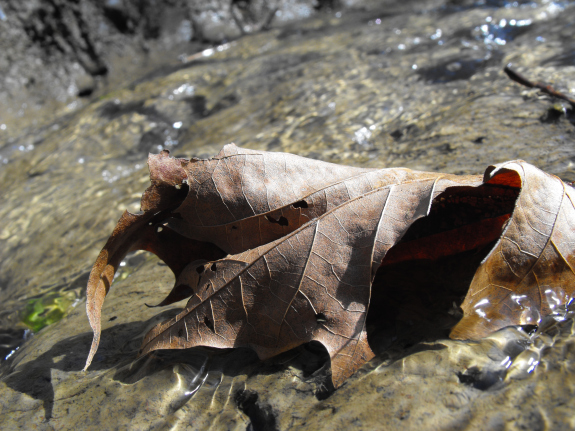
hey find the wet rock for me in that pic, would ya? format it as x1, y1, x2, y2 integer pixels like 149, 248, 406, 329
2, 0, 575, 429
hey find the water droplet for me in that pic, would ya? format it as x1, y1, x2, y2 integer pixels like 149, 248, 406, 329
500, 356, 512, 368
511, 294, 541, 325
475, 298, 490, 307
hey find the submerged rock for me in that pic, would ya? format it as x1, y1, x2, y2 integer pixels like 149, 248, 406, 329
1, 0, 575, 428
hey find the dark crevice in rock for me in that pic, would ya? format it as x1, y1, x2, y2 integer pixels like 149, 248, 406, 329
313, 0, 340, 10
20, 0, 108, 76
235, 389, 279, 431
99, 100, 152, 121
457, 366, 506, 391
540, 106, 575, 126
185, 95, 209, 117
102, 4, 133, 34
417, 51, 504, 84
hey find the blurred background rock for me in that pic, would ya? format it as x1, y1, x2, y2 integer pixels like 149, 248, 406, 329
0, 0, 374, 128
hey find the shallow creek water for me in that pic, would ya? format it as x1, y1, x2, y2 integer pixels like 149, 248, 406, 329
1, 0, 575, 429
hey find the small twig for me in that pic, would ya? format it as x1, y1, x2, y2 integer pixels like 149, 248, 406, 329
503, 65, 575, 109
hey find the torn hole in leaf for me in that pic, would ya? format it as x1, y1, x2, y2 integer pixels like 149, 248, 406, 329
265, 215, 289, 226
211, 263, 217, 271
316, 312, 327, 323
204, 316, 214, 332
292, 200, 308, 209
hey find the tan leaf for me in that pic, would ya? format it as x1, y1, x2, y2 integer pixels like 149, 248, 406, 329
451, 161, 575, 339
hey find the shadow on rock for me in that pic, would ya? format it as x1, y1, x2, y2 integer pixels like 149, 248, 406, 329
0, 244, 489, 421
0, 308, 180, 421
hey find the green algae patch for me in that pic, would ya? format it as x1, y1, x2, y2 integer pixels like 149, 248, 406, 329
19, 291, 78, 333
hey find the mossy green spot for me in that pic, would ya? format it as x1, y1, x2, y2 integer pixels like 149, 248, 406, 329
19, 291, 77, 333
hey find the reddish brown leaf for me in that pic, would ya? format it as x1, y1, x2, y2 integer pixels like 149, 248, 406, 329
84, 146, 575, 388
84, 144, 429, 370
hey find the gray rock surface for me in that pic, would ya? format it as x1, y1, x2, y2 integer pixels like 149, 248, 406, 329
1, 0, 575, 429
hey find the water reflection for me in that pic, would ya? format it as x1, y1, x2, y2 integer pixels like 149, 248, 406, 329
474, 298, 491, 320
102, 163, 144, 184
506, 298, 575, 378
473, 16, 532, 46
510, 294, 541, 325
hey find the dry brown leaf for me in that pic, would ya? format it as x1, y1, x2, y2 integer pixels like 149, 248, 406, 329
140, 178, 445, 387
84, 143, 431, 370
450, 161, 575, 339
84, 145, 575, 388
